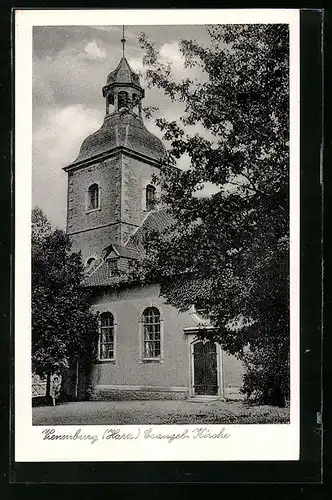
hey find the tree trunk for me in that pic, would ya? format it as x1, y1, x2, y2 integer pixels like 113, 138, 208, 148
75, 359, 79, 401
45, 371, 51, 406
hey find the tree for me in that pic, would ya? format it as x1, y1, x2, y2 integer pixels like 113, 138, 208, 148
31, 207, 98, 402
138, 24, 290, 405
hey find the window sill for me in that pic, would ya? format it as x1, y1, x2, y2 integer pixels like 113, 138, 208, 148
140, 358, 164, 364
96, 359, 116, 364
86, 207, 101, 214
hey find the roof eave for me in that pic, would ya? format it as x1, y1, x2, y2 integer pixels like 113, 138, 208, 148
63, 145, 165, 173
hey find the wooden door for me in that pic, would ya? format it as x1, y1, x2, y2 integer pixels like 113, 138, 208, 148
193, 341, 218, 395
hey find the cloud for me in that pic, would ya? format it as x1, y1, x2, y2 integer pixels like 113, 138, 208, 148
32, 26, 213, 228
34, 105, 103, 161
33, 60, 55, 105
33, 40, 115, 108
81, 40, 107, 60
127, 55, 144, 75
159, 42, 184, 76
129, 39, 203, 91
90, 26, 123, 33
159, 41, 206, 83
33, 104, 104, 228
192, 182, 222, 198
177, 153, 191, 171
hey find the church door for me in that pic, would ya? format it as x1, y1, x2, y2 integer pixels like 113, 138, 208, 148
193, 341, 218, 395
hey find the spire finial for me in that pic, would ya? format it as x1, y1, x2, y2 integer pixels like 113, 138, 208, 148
121, 25, 126, 57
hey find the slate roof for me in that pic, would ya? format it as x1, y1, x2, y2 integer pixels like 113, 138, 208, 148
72, 112, 166, 165
67, 55, 165, 167
82, 262, 124, 288
82, 209, 175, 289
104, 243, 139, 260
161, 276, 215, 300
127, 208, 175, 249
106, 56, 141, 87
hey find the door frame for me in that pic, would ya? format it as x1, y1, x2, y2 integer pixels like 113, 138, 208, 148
187, 333, 224, 398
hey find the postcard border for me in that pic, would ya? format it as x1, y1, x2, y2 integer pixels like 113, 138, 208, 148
9, 8, 323, 483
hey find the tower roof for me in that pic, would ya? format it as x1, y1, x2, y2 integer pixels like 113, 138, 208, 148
70, 112, 166, 166
65, 34, 165, 169
106, 56, 141, 87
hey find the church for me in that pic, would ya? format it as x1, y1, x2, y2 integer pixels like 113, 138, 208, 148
62, 39, 244, 402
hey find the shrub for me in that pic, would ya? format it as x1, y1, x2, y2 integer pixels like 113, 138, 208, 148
241, 343, 290, 407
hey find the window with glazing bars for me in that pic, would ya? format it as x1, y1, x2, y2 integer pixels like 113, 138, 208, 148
99, 312, 114, 360
142, 307, 161, 358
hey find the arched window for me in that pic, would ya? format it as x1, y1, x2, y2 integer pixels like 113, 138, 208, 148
142, 307, 161, 359
86, 257, 96, 267
146, 184, 156, 211
106, 94, 115, 115
99, 312, 115, 360
132, 93, 138, 112
88, 183, 99, 211
118, 91, 128, 110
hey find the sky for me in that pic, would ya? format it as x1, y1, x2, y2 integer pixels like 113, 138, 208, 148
32, 24, 218, 229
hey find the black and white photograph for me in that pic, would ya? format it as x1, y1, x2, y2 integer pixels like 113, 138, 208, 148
15, 9, 300, 462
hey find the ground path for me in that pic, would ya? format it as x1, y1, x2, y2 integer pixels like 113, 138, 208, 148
33, 399, 289, 425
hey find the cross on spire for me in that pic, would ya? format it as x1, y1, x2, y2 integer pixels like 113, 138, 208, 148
121, 25, 126, 56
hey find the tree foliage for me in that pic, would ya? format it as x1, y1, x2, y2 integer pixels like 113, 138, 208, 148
138, 24, 290, 404
31, 207, 98, 382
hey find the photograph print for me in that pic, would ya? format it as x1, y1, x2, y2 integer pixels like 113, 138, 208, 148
30, 22, 292, 428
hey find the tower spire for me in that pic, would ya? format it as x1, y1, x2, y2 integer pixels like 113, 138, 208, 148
103, 27, 145, 117
121, 25, 126, 57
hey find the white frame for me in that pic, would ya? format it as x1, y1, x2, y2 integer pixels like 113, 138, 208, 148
85, 183, 101, 213
98, 311, 117, 363
188, 334, 224, 398
15, 9, 300, 464
141, 180, 160, 212
145, 184, 157, 212
138, 305, 164, 363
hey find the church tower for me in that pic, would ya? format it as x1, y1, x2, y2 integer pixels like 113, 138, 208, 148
63, 31, 166, 263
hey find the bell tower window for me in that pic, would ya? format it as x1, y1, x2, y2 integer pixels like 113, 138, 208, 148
132, 92, 138, 112
106, 94, 114, 115
118, 91, 129, 111
146, 185, 156, 211
87, 183, 99, 211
